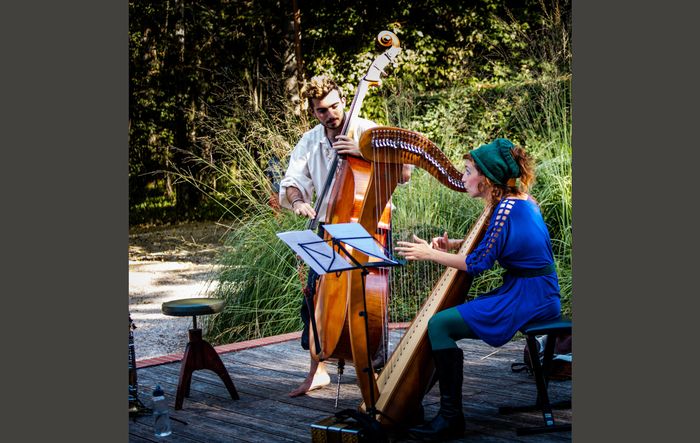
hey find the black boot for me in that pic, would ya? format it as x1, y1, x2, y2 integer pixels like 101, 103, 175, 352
408, 347, 465, 441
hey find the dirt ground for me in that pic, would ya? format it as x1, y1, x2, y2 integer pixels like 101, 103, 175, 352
128, 221, 233, 263
128, 221, 232, 360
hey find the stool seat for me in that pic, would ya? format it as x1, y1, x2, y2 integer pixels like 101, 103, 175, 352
521, 318, 572, 336
162, 298, 225, 317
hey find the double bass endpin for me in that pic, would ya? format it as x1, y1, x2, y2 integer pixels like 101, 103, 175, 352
334, 360, 345, 409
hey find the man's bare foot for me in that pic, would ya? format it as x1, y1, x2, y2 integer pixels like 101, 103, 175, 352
288, 367, 331, 397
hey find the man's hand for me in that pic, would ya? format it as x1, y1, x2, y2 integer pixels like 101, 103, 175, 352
292, 200, 316, 219
332, 135, 362, 157
399, 164, 414, 184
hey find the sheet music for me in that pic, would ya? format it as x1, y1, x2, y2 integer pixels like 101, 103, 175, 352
322, 223, 397, 263
276, 230, 355, 275
277, 223, 398, 275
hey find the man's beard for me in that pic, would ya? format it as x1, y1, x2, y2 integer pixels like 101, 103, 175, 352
323, 112, 345, 130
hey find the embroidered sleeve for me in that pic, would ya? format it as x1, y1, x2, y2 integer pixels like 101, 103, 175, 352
465, 199, 513, 275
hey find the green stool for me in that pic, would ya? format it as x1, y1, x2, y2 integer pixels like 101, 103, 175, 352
162, 298, 239, 410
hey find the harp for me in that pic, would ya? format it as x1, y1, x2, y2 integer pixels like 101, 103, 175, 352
357, 126, 493, 425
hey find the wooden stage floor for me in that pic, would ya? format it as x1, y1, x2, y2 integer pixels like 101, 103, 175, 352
129, 329, 571, 442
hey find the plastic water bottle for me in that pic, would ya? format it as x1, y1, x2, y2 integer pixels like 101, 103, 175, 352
152, 384, 172, 437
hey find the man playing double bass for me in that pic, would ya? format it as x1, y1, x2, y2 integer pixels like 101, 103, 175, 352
279, 74, 377, 397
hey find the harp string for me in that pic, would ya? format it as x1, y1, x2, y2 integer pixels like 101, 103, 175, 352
370, 145, 451, 360
365, 130, 475, 361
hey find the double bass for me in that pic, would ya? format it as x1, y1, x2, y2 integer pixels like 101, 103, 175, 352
308, 31, 401, 411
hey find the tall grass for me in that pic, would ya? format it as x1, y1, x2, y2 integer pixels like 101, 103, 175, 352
170, 88, 319, 344
207, 206, 307, 343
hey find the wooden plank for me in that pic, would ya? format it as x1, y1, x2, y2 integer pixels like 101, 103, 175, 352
127, 432, 163, 443
137, 368, 339, 439
129, 419, 210, 443
143, 355, 362, 412
129, 330, 571, 442
130, 382, 309, 442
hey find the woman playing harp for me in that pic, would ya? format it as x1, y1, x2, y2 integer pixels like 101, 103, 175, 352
395, 138, 562, 440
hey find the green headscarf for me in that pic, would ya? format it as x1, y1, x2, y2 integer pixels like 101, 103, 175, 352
470, 138, 520, 185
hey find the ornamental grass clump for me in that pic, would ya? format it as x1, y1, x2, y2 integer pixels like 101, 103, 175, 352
205, 206, 307, 344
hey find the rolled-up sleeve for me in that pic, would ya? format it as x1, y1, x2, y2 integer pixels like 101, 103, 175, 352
279, 138, 314, 210
278, 118, 377, 214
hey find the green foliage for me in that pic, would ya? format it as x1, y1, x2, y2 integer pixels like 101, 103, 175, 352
129, 0, 292, 221
130, 0, 571, 222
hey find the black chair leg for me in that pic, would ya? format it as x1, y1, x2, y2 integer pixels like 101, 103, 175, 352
499, 329, 571, 436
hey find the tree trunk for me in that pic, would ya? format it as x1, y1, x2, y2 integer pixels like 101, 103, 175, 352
172, 0, 200, 218
291, 0, 304, 115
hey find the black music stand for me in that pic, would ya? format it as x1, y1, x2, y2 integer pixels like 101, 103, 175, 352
277, 222, 401, 418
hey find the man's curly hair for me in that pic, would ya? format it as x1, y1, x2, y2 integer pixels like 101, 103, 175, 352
301, 75, 345, 111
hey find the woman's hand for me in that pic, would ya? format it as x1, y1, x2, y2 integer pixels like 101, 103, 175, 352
396, 233, 468, 271
430, 231, 450, 252
395, 235, 435, 261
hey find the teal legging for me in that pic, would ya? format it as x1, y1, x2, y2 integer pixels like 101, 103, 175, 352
427, 307, 478, 350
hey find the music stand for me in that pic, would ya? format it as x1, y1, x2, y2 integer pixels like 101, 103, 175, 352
277, 222, 401, 417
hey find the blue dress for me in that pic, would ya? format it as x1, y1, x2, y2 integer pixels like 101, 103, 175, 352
456, 197, 562, 347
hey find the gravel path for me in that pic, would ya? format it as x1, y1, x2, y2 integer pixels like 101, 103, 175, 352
128, 222, 230, 360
